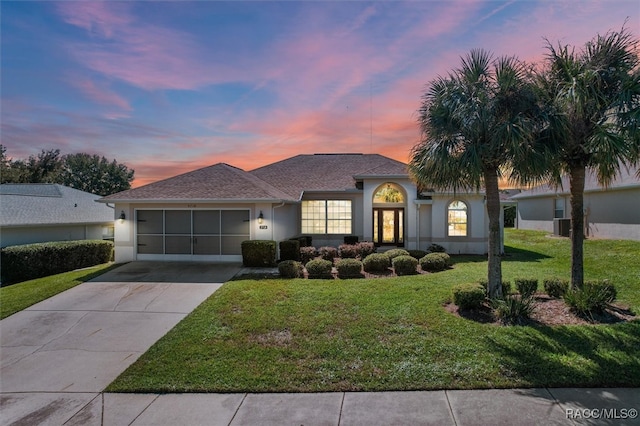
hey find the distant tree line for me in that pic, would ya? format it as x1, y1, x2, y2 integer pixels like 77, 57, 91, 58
0, 145, 134, 196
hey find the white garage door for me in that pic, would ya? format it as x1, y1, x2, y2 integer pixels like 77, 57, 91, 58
136, 209, 250, 260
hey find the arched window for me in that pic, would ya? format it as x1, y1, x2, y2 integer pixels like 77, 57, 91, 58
373, 183, 404, 204
448, 200, 468, 236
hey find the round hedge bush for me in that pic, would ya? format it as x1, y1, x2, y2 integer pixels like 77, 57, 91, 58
420, 252, 450, 272
336, 258, 364, 279
385, 248, 410, 261
305, 259, 333, 279
452, 283, 486, 309
278, 260, 304, 278
362, 253, 391, 273
408, 249, 428, 260
319, 246, 338, 262
392, 255, 418, 276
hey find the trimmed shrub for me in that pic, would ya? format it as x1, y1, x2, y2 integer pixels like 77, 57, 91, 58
408, 250, 428, 260
305, 259, 333, 279
479, 279, 512, 296
419, 252, 450, 272
338, 244, 358, 259
241, 240, 277, 267
392, 255, 418, 276
343, 235, 359, 245
279, 240, 300, 261
544, 278, 569, 298
1, 240, 114, 285
297, 236, 313, 247
362, 253, 391, 273
319, 246, 338, 262
515, 278, 538, 298
356, 242, 376, 258
336, 258, 364, 279
300, 246, 317, 264
564, 280, 617, 318
452, 283, 485, 309
385, 248, 410, 261
427, 243, 446, 253
278, 260, 304, 278
492, 295, 536, 325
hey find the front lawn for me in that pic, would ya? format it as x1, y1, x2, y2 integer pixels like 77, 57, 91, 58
107, 230, 640, 392
0, 263, 117, 319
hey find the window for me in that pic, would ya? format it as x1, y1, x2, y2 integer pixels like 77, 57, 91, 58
448, 200, 468, 236
554, 198, 564, 219
301, 200, 352, 234
373, 183, 404, 203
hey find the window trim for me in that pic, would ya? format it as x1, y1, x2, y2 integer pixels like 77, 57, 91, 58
447, 200, 469, 237
301, 199, 352, 234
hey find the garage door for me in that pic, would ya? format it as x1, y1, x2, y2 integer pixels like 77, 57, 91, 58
136, 209, 250, 260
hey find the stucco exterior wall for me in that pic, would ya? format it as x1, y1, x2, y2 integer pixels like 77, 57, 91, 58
1, 224, 110, 248
429, 193, 488, 255
516, 188, 640, 240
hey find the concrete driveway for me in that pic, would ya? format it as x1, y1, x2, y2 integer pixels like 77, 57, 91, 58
0, 262, 240, 425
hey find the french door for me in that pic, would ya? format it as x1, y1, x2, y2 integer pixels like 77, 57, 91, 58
373, 208, 404, 247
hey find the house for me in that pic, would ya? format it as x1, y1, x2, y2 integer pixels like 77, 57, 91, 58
0, 184, 115, 247
99, 154, 490, 263
511, 167, 640, 240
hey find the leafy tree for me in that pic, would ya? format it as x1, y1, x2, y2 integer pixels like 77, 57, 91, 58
1, 148, 63, 183
537, 26, 640, 288
409, 50, 547, 298
59, 153, 134, 196
0, 145, 134, 196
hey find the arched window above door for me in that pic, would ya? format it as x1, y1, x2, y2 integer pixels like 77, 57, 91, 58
373, 183, 405, 204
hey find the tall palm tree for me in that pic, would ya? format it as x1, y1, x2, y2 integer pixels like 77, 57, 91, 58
538, 26, 640, 288
409, 50, 547, 298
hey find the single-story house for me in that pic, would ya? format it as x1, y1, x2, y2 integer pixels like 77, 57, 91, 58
99, 154, 490, 263
511, 166, 640, 240
0, 183, 115, 247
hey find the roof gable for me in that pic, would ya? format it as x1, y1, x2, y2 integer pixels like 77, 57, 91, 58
100, 163, 292, 202
250, 154, 409, 199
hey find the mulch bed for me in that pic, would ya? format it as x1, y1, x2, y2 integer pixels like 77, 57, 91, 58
445, 294, 636, 326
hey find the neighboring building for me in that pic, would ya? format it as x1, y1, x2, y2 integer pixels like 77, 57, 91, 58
511, 167, 640, 240
0, 184, 115, 247
99, 154, 490, 263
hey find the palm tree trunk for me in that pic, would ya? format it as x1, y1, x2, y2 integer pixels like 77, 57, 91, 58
569, 165, 586, 289
484, 167, 503, 299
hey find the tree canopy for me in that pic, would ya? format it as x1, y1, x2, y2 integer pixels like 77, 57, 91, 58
0, 145, 134, 196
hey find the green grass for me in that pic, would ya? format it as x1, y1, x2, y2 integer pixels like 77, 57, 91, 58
0, 263, 118, 319
107, 230, 640, 393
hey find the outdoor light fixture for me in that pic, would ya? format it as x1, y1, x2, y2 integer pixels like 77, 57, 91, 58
258, 211, 264, 224
119, 211, 126, 222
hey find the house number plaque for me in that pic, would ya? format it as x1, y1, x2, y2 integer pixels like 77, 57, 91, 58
259, 225, 268, 229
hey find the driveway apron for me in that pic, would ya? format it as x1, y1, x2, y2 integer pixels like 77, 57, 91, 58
0, 262, 239, 425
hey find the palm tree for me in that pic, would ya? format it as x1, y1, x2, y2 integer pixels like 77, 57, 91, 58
537, 26, 640, 288
409, 50, 547, 298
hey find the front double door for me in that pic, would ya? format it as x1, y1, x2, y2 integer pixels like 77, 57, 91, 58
373, 208, 404, 247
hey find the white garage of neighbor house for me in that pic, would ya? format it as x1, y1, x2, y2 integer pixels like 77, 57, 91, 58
0, 184, 115, 247
512, 166, 640, 241
99, 154, 491, 263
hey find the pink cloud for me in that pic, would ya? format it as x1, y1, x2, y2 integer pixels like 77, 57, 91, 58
70, 77, 131, 113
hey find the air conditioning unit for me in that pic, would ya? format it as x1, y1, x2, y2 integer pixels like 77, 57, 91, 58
553, 218, 571, 237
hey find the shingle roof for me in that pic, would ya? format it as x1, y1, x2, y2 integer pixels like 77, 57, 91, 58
0, 184, 113, 227
511, 166, 640, 200
250, 154, 409, 199
99, 163, 292, 202
100, 154, 410, 203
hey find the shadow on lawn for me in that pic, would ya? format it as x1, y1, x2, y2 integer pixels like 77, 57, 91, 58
485, 321, 640, 387
502, 245, 552, 262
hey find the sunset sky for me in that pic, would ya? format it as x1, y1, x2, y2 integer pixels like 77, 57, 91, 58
2, 1, 638, 187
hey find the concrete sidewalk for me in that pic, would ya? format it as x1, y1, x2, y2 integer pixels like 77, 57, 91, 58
3, 388, 638, 425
